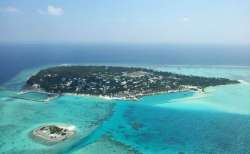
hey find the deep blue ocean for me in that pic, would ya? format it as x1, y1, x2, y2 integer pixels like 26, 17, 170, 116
0, 44, 250, 85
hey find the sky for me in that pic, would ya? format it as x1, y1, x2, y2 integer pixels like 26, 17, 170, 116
0, 0, 250, 45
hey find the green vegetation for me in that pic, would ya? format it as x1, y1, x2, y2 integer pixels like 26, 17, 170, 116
49, 125, 64, 134
24, 66, 239, 99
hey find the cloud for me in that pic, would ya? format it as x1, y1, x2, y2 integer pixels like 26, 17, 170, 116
0, 6, 20, 13
47, 5, 64, 16
37, 9, 46, 15
182, 17, 190, 22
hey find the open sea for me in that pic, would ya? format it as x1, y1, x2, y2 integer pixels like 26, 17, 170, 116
0, 44, 250, 154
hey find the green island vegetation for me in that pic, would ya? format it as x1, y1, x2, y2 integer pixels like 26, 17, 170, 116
47, 125, 66, 135
32, 125, 75, 143
24, 66, 239, 99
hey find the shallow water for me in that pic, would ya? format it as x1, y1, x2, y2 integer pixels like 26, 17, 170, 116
1, 65, 250, 153
0, 90, 114, 153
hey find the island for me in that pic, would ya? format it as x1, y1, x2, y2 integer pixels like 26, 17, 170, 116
24, 66, 239, 100
32, 124, 75, 143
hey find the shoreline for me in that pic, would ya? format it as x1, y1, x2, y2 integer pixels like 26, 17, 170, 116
24, 65, 238, 101
31, 124, 76, 145
22, 88, 200, 102
61, 87, 203, 101
238, 80, 250, 85
18, 82, 246, 102
20, 82, 243, 102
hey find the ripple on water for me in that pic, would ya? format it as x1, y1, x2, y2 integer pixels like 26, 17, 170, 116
72, 135, 141, 154
0, 93, 115, 153
1, 65, 250, 153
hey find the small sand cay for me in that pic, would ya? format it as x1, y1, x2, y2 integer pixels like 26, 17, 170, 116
32, 124, 76, 144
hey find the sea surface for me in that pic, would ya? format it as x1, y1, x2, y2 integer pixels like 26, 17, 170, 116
1, 44, 250, 153
1, 44, 250, 84
0, 64, 250, 154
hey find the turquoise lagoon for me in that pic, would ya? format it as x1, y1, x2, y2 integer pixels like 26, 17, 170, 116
1, 65, 250, 153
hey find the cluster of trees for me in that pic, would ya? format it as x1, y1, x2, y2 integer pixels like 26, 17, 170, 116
26, 66, 239, 96
48, 126, 66, 135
